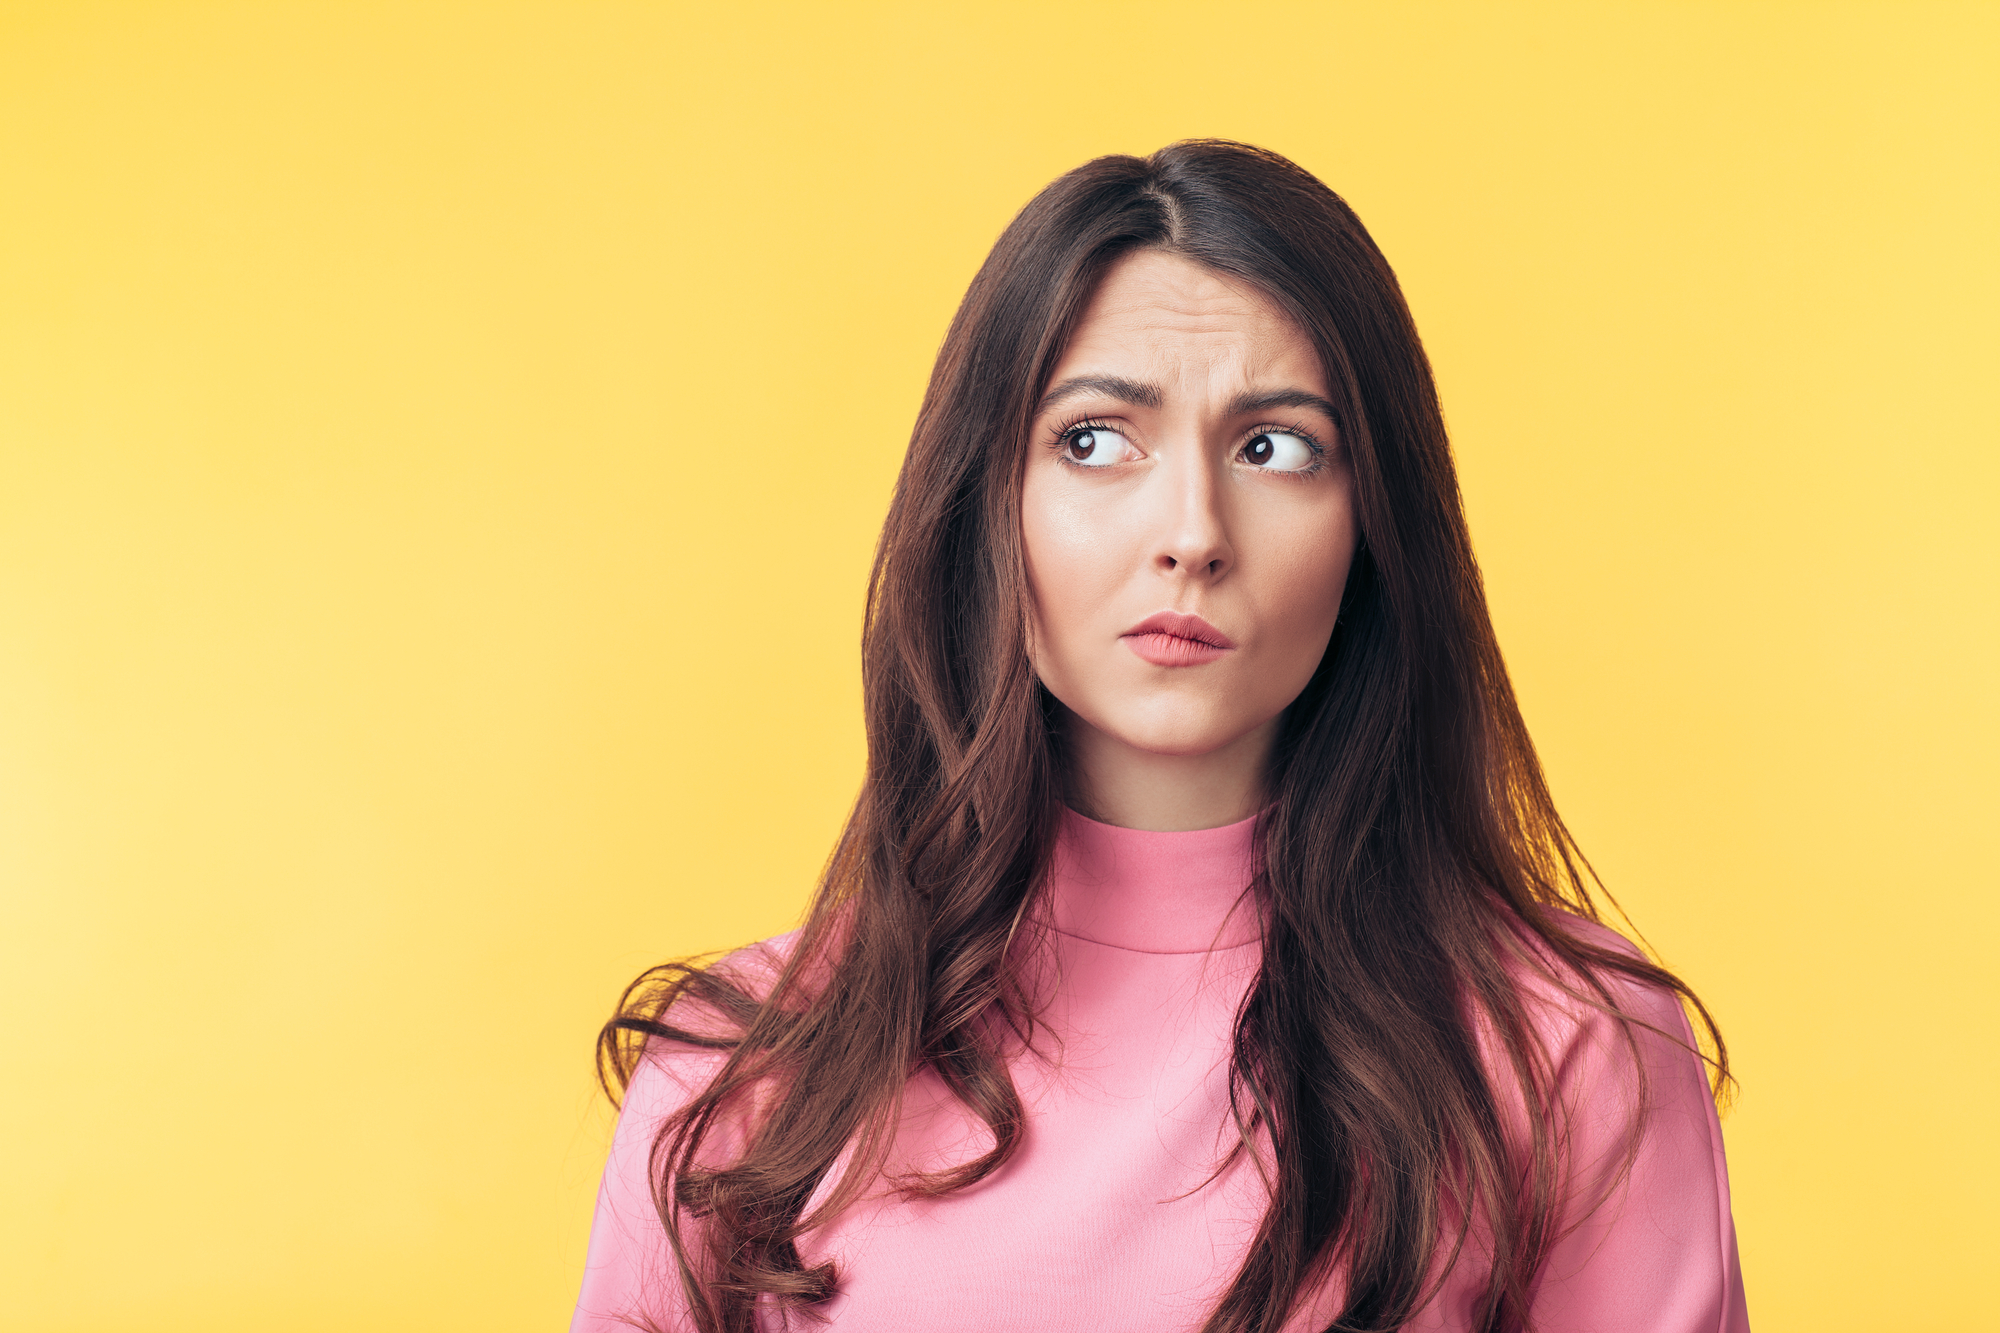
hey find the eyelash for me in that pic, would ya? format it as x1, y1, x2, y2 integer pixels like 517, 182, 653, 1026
1046, 414, 1115, 455
1046, 415, 1329, 473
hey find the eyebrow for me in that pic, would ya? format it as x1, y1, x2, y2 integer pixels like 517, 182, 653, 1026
1036, 375, 1164, 413
1227, 388, 1343, 422
1035, 376, 1340, 423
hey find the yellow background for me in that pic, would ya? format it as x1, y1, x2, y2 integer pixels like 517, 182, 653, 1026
2, 2, 1993, 1329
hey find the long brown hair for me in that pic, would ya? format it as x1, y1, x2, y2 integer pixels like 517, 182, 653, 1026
599, 140, 1727, 1333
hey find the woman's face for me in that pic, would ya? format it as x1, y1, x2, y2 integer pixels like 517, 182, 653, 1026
1021, 248, 1359, 765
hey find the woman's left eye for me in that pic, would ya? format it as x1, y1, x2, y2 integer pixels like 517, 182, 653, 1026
1240, 431, 1318, 471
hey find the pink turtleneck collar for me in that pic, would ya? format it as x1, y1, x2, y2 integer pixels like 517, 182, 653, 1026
1044, 807, 1263, 954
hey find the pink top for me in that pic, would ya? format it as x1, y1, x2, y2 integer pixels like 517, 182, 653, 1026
574, 811, 1750, 1331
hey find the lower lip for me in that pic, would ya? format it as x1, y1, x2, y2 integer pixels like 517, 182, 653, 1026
1121, 632, 1230, 667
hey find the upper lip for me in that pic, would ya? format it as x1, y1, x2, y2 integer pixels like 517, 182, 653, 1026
1121, 611, 1237, 649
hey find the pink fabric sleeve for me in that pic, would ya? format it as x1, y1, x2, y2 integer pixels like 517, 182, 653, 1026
572, 938, 799, 1333
1524, 961, 1751, 1333
569, 1044, 719, 1333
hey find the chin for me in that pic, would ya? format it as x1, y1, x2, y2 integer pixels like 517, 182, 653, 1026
1098, 704, 1257, 760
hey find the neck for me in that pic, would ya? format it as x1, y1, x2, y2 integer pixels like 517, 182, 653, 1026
1063, 710, 1276, 832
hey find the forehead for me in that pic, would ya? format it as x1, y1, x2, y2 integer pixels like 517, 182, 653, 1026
1052, 249, 1326, 394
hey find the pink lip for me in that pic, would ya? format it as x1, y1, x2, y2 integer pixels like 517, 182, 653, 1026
1120, 611, 1237, 667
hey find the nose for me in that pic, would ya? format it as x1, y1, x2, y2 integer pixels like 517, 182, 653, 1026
1152, 448, 1233, 582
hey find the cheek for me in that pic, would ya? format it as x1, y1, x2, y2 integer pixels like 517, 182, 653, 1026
1256, 505, 1359, 663
1021, 478, 1130, 652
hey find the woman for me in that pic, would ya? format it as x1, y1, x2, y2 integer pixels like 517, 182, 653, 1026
574, 141, 1749, 1333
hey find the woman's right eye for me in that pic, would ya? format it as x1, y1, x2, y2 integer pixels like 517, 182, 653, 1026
1061, 426, 1136, 467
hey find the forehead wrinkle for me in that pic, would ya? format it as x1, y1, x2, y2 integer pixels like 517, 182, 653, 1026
1115, 253, 1264, 315
1052, 254, 1325, 416
1075, 269, 1267, 342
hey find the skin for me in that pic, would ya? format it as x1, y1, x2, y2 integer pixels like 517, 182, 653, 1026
1021, 249, 1360, 832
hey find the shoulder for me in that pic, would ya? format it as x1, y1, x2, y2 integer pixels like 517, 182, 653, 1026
708, 927, 808, 1003
1474, 908, 1721, 1152
630, 926, 807, 1064
1500, 910, 1697, 1052
616, 927, 811, 1146
1485, 917, 1749, 1330
1481, 909, 1723, 1175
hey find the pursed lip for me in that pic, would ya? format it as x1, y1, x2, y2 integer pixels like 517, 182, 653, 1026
1121, 611, 1237, 648
1119, 611, 1237, 667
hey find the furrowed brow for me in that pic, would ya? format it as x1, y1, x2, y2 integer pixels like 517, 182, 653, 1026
1228, 388, 1342, 421
1036, 375, 1165, 414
